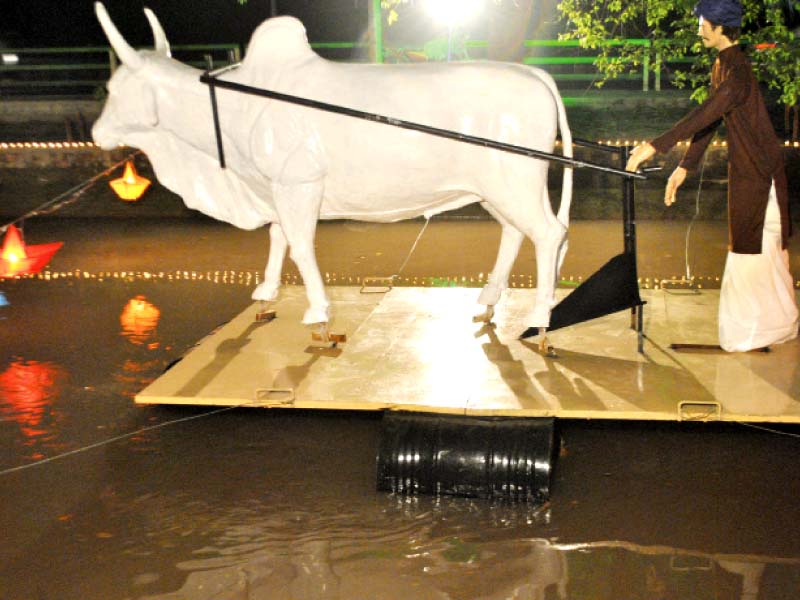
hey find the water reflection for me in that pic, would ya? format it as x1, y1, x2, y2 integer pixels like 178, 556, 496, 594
0, 359, 66, 441
136, 530, 800, 600
2, 277, 799, 600
120, 295, 161, 347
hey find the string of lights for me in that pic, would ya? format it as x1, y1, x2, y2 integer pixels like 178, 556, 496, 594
3, 139, 799, 151
8, 268, 796, 289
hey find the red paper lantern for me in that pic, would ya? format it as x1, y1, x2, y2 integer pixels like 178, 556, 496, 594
0, 224, 63, 278
110, 160, 151, 201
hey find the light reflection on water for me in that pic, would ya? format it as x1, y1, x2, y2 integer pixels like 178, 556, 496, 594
0, 359, 67, 445
120, 295, 161, 347
0, 277, 799, 600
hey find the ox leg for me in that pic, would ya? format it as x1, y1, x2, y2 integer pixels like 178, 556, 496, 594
475, 205, 525, 323
252, 223, 288, 321
529, 227, 566, 356
272, 181, 330, 329
529, 232, 564, 326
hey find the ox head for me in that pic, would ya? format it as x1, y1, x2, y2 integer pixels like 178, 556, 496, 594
92, 3, 171, 150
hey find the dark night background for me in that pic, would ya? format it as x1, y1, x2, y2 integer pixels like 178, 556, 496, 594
1, 1, 379, 48
0, 0, 461, 50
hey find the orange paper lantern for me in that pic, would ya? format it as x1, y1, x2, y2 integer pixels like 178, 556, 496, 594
110, 160, 151, 201
0, 224, 63, 278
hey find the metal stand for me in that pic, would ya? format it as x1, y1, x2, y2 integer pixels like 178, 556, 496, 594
620, 145, 646, 353
523, 142, 647, 352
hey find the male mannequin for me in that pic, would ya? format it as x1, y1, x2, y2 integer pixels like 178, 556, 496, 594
626, 0, 798, 351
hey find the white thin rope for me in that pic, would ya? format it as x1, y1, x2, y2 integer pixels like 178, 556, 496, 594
735, 421, 800, 439
0, 401, 255, 477
682, 149, 710, 281
391, 217, 430, 280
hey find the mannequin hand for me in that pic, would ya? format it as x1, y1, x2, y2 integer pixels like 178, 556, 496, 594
665, 167, 687, 206
625, 143, 656, 172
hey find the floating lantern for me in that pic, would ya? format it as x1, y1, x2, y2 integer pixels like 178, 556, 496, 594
0, 224, 63, 278
110, 160, 151, 201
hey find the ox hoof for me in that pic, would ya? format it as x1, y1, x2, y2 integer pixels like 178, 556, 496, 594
539, 335, 557, 359
477, 285, 503, 307
302, 306, 330, 326
251, 282, 280, 303
472, 305, 495, 324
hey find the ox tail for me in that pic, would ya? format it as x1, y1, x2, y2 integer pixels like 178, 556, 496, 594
555, 93, 573, 229
537, 71, 573, 229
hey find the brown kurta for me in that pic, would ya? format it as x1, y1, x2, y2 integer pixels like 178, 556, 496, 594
651, 45, 790, 253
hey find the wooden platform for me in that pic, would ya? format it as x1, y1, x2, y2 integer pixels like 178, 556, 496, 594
136, 286, 800, 423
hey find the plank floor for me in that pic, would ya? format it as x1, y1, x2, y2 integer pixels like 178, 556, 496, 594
136, 286, 800, 423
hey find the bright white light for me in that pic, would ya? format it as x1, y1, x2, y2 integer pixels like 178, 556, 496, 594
1, 54, 19, 65
424, 0, 482, 27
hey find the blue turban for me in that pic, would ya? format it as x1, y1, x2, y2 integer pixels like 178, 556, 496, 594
693, 0, 743, 27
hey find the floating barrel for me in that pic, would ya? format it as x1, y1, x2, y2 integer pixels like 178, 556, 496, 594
376, 412, 556, 502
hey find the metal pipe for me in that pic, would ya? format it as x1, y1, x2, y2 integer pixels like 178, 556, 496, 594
372, 0, 384, 63
572, 137, 623, 153
206, 74, 226, 169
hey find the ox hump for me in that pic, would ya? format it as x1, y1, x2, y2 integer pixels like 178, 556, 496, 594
242, 16, 316, 67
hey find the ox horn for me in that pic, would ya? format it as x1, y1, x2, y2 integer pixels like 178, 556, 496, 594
144, 8, 171, 57
95, 2, 143, 69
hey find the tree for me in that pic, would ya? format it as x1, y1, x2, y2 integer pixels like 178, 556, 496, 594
558, 0, 800, 106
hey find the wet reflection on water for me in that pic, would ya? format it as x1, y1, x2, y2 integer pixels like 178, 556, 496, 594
120, 295, 161, 348
0, 359, 67, 445
0, 277, 799, 600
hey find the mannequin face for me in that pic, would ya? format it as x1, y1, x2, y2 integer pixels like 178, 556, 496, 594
698, 16, 730, 50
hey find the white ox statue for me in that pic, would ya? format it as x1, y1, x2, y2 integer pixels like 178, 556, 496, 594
92, 3, 573, 341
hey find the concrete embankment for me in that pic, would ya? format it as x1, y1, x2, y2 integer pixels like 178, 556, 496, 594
1, 94, 798, 222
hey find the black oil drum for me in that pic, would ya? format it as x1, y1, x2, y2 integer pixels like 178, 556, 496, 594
376, 412, 556, 502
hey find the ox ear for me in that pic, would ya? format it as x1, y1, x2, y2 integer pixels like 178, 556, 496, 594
95, 2, 143, 69
144, 7, 171, 57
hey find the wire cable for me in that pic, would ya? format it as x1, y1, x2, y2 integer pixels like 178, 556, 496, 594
0, 401, 256, 477
735, 421, 800, 439
0, 150, 141, 234
683, 149, 710, 281
392, 217, 430, 281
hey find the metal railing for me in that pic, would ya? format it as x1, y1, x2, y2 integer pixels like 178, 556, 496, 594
467, 38, 670, 92
0, 44, 241, 97
1, 39, 685, 98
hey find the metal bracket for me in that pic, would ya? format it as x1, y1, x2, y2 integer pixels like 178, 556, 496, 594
254, 388, 295, 407
670, 555, 714, 572
255, 309, 277, 322
678, 400, 722, 421
360, 276, 394, 294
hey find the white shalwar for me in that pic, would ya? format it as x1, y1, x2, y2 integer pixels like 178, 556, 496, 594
719, 182, 799, 352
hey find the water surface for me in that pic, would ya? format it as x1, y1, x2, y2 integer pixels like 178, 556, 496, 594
1, 222, 799, 599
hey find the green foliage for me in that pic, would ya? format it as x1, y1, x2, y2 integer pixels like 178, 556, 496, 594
381, 0, 409, 26
558, 0, 800, 106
